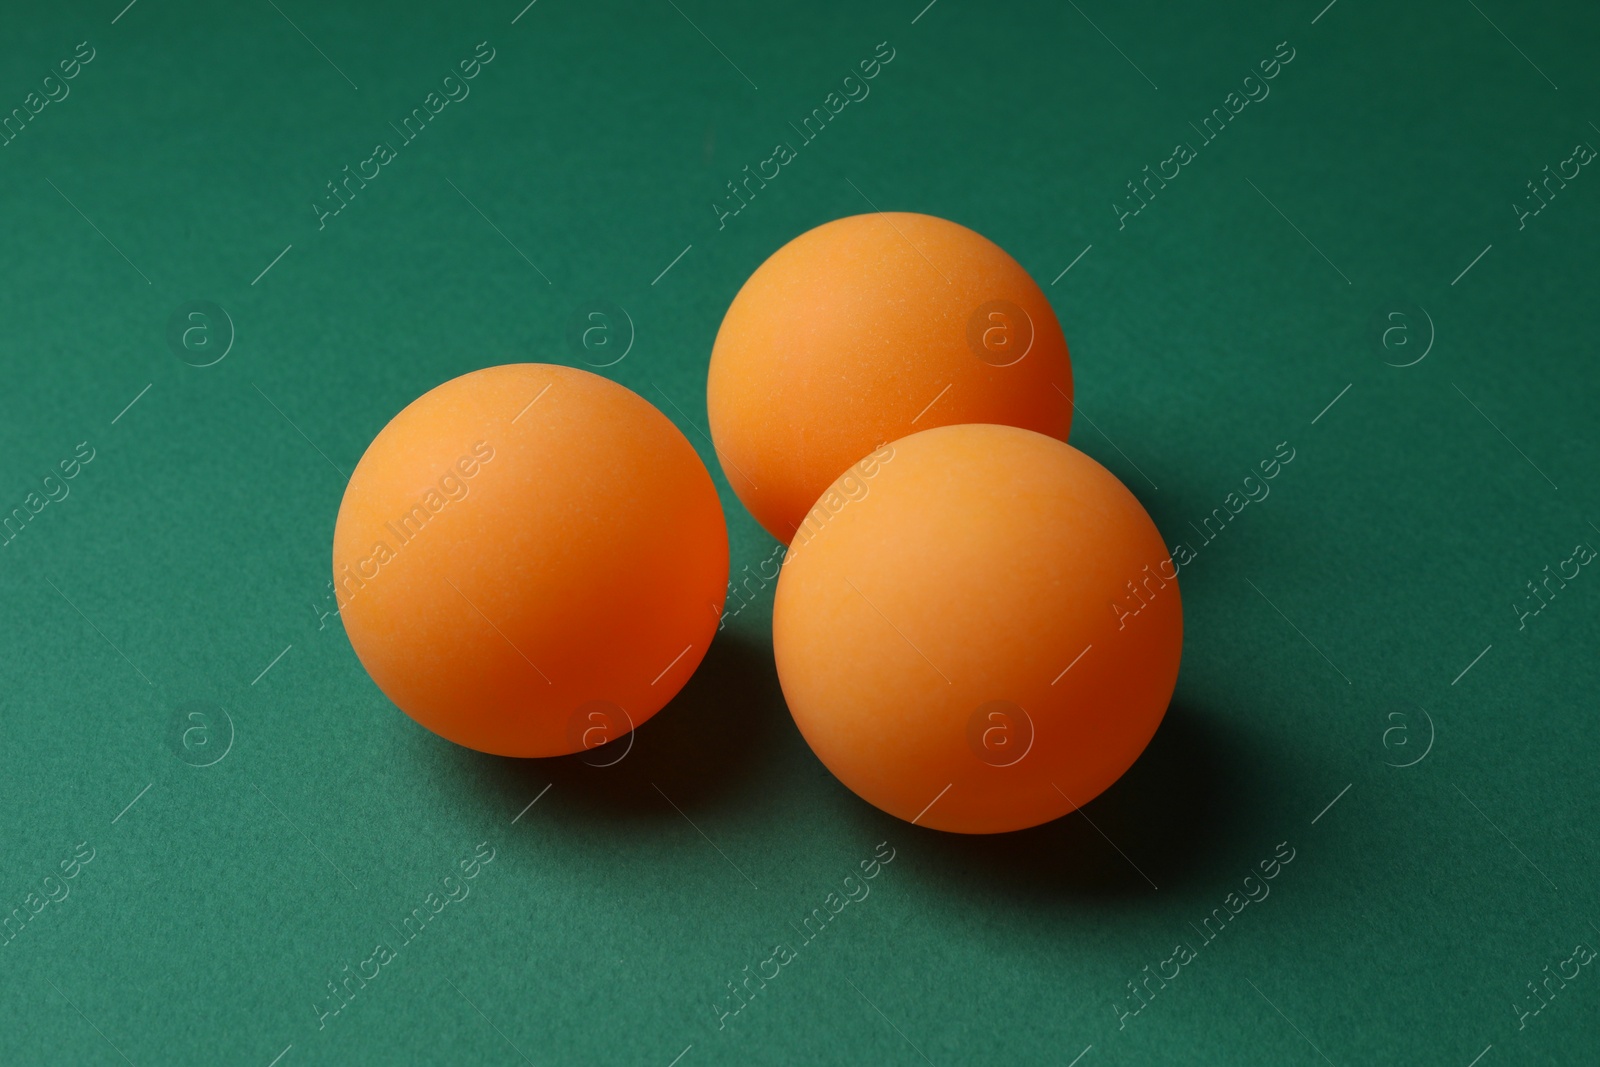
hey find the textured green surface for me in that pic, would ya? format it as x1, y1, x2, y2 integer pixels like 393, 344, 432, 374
2, 1, 1597, 1064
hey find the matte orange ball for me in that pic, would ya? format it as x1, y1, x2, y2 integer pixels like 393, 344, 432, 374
772, 424, 1181, 834
333, 364, 728, 757
707, 212, 1073, 544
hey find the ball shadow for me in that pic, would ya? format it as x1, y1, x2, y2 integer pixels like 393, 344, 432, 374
461, 630, 788, 826
898, 698, 1256, 902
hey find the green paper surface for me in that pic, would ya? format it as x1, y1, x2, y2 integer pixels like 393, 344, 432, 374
0, 1, 1596, 1063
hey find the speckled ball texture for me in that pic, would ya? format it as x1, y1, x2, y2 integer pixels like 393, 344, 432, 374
333, 363, 728, 757
772, 424, 1181, 834
707, 212, 1073, 544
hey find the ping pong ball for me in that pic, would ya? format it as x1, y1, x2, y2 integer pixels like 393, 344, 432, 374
707, 212, 1073, 544
333, 364, 728, 757
772, 424, 1181, 834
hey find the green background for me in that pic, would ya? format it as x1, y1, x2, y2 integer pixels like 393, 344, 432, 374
2, 0, 1597, 1063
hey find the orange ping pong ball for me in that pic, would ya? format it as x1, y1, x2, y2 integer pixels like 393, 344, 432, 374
772, 424, 1181, 834
333, 364, 729, 757
707, 212, 1073, 544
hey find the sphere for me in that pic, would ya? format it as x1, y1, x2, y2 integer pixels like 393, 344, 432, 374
771, 424, 1180, 834
707, 212, 1073, 544
333, 364, 728, 757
